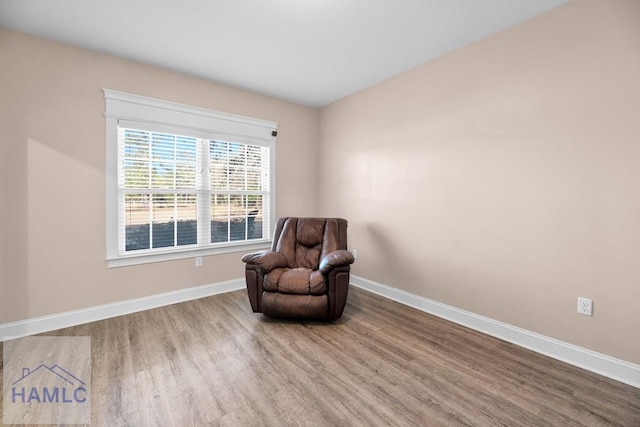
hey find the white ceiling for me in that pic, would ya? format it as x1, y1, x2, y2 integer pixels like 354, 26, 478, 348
0, 0, 568, 107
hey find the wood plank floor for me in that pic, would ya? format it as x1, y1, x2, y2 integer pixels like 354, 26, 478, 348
1, 287, 639, 426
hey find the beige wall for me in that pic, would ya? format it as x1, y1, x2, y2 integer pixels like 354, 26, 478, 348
0, 29, 320, 324
319, 0, 640, 364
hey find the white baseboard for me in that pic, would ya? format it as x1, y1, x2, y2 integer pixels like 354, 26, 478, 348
350, 275, 640, 389
0, 278, 245, 341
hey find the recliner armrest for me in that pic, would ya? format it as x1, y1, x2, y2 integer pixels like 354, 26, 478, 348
319, 250, 355, 274
242, 250, 288, 272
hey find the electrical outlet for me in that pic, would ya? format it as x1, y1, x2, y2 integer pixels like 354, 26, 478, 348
195, 256, 203, 267
351, 249, 358, 260
577, 297, 592, 316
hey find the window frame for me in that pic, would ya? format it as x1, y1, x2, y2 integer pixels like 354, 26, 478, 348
104, 89, 277, 268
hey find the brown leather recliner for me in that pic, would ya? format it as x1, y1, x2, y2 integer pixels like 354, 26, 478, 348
241, 217, 354, 319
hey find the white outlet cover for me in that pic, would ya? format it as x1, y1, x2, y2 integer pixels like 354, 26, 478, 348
577, 297, 592, 316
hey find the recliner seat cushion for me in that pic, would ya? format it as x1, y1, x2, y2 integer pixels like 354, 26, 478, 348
263, 267, 326, 295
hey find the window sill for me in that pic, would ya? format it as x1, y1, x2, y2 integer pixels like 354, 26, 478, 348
106, 240, 271, 268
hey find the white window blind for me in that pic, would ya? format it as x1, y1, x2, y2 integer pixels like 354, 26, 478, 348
105, 89, 276, 267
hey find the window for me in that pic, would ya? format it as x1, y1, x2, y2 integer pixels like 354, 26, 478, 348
105, 90, 277, 267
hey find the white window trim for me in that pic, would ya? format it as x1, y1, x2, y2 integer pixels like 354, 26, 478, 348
104, 89, 277, 268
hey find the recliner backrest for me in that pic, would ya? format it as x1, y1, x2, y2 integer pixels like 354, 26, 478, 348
272, 217, 348, 270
